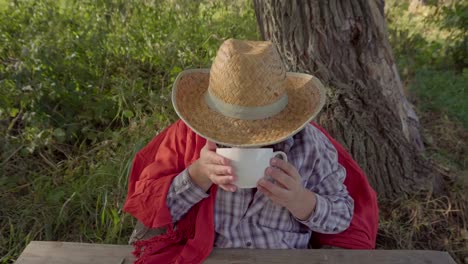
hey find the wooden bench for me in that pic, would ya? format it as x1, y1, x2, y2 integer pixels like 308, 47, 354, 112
15, 241, 456, 264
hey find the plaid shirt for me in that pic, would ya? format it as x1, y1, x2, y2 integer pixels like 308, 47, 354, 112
166, 124, 354, 249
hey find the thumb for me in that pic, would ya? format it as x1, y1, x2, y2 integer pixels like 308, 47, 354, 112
205, 140, 217, 151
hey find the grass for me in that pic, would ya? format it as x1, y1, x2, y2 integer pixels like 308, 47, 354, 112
0, 1, 257, 263
0, 0, 467, 263
411, 69, 467, 128
382, 1, 468, 262
378, 189, 467, 261
376, 107, 468, 263
386, 0, 467, 130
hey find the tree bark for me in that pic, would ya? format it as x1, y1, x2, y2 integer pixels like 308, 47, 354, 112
253, 0, 441, 198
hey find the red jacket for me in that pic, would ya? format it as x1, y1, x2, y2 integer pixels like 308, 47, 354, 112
123, 120, 379, 263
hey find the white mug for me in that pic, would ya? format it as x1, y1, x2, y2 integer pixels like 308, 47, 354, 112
216, 148, 288, 189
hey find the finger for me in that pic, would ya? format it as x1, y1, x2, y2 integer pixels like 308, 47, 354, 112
266, 167, 295, 190
205, 150, 230, 166
258, 185, 282, 205
258, 185, 272, 197
219, 184, 237, 192
204, 140, 217, 151
257, 178, 288, 198
271, 158, 300, 180
208, 164, 234, 176
209, 174, 235, 185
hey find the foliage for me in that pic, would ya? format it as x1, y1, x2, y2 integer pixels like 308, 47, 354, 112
1, 0, 466, 263
386, 0, 467, 73
412, 69, 467, 127
384, 1, 468, 262
0, 0, 257, 152
0, 0, 257, 262
434, 1, 468, 70
386, 0, 468, 130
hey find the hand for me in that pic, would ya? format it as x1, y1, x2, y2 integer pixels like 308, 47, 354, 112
188, 141, 237, 192
257, 158, 317, 221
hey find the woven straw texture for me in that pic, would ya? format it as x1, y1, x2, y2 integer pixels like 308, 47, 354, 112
209, 39, 287, 107
173, 69, 325, 147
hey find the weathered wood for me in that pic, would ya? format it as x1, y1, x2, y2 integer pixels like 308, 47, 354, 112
14, 241, 134, 264
205, 249, 457, 264
15, 241, 457, 264
252, 0, 445, 198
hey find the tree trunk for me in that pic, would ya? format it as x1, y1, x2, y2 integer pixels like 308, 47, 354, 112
253, 0, 442, 198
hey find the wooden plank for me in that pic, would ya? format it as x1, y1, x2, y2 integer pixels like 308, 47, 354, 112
15, 241, 135, 264
205, 249, 457, 264
15, 241, 457, 264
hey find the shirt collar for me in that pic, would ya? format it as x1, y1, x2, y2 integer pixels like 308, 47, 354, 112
271, 136, 294, 154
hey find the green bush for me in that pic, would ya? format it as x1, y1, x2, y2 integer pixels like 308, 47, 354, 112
0, 1, 257, 262
386, 0, 467, 71
0, 0, 257, 151
386, 0, 467, 127
435, 1, 468, 71
1, 0, 466, 263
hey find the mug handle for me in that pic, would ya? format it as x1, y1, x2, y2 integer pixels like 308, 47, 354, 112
272, 151, 288, 162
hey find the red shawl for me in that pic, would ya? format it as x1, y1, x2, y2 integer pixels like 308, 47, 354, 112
123, 120, 379, 263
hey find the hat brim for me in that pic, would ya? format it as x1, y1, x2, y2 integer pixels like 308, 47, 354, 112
172, 69, 326, 147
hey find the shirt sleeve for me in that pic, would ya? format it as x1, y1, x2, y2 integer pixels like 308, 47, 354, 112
292, 125, 354, 234
166, 168, 210, 222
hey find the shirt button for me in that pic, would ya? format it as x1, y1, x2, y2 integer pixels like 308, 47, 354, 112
246, 242, 252, 247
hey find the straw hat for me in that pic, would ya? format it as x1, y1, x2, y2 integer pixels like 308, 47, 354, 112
172, 39, 326, 147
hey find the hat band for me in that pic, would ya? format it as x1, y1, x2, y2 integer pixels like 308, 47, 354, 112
204, 89, 288, 120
